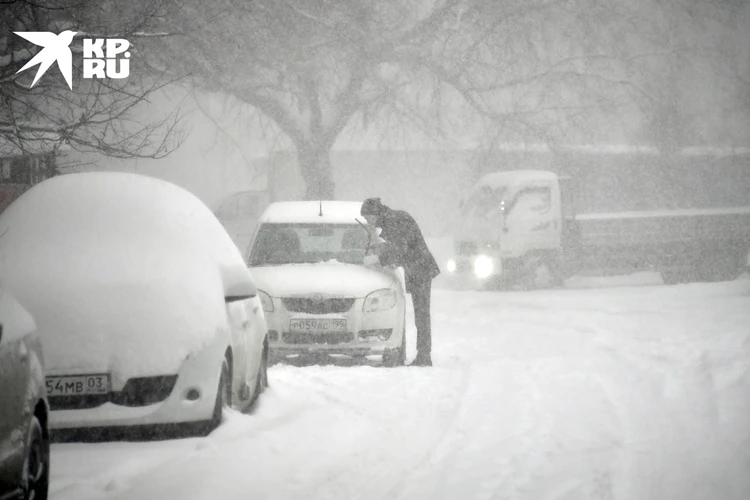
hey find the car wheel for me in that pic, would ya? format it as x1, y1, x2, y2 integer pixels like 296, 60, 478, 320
382, 329, 406, 368
23, 416, 49, 500
252, 342, 269, 403
207, 359, 231, 433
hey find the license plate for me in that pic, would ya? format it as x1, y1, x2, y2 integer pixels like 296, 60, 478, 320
289, 318, 347, 332
45, 375, 109, 397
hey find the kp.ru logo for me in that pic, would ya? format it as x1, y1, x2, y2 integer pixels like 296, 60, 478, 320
14, 30, 131, 90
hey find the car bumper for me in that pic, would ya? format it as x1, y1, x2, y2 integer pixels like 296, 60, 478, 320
265, 298, 404, 356
50, 335, 225, 430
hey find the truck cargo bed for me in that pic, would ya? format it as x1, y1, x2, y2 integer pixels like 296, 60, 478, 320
562, 207, 750, 277
571, 207, 750, 248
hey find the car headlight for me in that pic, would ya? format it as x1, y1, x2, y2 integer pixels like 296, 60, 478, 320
446, 259, 457, 273
363, 288, 397, 312
257, 289, 274, 312
474, 255, 494, 279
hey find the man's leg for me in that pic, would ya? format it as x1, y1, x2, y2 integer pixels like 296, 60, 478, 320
411, 280, 432, 365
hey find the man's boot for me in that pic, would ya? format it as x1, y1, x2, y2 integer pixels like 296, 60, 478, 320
411, 352, 432, 367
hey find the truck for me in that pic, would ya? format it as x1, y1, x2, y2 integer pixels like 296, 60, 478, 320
446, 169, 750, 289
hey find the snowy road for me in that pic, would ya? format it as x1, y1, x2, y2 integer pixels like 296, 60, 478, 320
50, 278, 750, 500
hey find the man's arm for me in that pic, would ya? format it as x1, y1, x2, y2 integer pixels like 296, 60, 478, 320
379, 213, 419, 267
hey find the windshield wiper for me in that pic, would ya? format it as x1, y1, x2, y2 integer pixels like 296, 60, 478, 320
355, 218, 372, 254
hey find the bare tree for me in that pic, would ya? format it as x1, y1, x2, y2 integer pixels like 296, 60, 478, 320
152, 0, 743, 198
616, 0, 750, 150
0, 0, 189, 160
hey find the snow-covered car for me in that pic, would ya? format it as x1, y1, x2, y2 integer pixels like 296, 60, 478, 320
246, 201, 407, 366
0, 172, 269, 436
0, 288, 49, 500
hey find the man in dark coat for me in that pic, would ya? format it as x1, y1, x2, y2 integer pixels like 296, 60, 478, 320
360, 198, 440, 367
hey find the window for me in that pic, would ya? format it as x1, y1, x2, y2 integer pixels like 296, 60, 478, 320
0, 159, 10, 182
526, 187, 552, 213
0, 154, 57, 185
9, 158, 29, 184
462, 185, 508, 218
503, 185, 553, 215
249, 223, 369, 266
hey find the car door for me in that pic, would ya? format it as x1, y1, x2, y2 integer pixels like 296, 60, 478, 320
0, 290, 35, 488
225, 299, 251, 396
224, 264, 265, 399
511, 183, 560, 252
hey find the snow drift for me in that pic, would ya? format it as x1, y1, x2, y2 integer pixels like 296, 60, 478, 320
0, 172, 245, 376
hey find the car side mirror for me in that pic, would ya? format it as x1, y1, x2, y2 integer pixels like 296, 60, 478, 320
222, 265, 258, 303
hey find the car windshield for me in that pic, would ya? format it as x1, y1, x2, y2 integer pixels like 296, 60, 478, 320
248, 223, 370, 266
462, 185, 507, 217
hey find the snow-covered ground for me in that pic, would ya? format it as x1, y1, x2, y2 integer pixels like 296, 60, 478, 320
50, 277, 750, 500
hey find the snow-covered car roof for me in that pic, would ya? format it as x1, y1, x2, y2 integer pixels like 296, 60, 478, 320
258, 201, 365, 225
0, 171, 248, 375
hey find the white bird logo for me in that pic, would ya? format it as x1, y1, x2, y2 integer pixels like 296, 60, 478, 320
14, 30, 78, 90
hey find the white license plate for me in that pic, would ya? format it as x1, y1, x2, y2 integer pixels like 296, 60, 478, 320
289, 318, 347, 332
45, 375, 109, 397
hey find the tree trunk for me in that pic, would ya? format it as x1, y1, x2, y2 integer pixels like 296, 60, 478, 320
297, 143, 335, 200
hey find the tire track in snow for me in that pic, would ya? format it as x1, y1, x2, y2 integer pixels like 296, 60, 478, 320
378, 362, 473, 500
301, 363, 472, 500
390, 359, 549, 500
540, 373, 629, 500
486, 363, 563, 500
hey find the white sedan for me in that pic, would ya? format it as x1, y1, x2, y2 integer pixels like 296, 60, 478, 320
0, 172, 269, 437
246, 201, 407, 366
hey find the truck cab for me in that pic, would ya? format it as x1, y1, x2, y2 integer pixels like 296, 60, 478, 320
448, 170, 565, 288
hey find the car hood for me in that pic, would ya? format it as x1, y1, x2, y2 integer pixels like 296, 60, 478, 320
250, 262, 404, 298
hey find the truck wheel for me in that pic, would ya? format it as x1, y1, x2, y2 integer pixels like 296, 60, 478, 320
520, 258, 563, 290
698, 250, 744, 283
528, 262, 559, 289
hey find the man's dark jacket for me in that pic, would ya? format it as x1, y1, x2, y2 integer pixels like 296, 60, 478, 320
375, 204, 440, 292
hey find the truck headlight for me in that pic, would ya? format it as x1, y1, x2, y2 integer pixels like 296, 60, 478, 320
446, 259, 457, 273
474, 255, 494, 279
257, 289, 274, 312
363, 288, 397, 312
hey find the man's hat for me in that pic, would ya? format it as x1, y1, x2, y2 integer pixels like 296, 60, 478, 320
360, 197, 383, 216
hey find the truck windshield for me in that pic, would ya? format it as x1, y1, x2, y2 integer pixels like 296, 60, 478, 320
462, 185, 507, 217
249, 223, 369, 266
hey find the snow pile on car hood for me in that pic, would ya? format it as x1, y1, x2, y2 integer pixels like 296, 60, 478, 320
0, 172, 244, 377
251, 262, 405, 298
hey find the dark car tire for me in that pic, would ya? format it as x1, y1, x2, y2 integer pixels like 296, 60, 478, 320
382, 329, 406, 368
252, 342, 269, 403
206, 359, 231, 434
23, 416, 49, 500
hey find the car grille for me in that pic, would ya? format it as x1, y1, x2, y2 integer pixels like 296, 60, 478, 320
457, 260, 472, 272
48, 375, 178, 410
456, 240, 477, 256
282, 331, 354, 344
282, 297, 355, 314
49, 394, 110, 411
